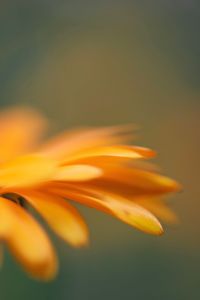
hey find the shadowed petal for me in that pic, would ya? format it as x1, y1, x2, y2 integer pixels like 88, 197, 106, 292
0, 197, 57, 280
98, 167, 181, 195
21, 192, 89, 247
63, 172, 180, 201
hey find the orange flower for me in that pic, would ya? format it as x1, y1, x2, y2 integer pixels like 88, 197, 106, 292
0, 107, 181, 280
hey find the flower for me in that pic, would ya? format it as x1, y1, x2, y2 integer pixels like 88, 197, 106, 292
0, 107, 181, 280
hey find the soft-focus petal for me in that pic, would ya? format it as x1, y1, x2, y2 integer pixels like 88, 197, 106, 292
47, 186, 163, 235
54, 164, 103, 182
100, 193, 163, 235
65, 173, 180, 201
102, 167, 181, 194
61, 145, 156, 165
134, 198, 178, 223
0, 155, 57, 189
0, 197, 57, 280
40, 126, 134, 159
21, 191, 89, 247
0, 107, 47, 162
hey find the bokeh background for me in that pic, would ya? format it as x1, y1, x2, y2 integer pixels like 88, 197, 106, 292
0, 1, 200, 299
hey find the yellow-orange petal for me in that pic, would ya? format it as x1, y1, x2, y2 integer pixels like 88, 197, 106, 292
21, 192, 89, 247
0, 107, 47, 162
54, 164, 103, 182
0, 197, 57, 280
0, 154, 57, 189
99, 192, 163, 235
61, 145, 155, 165
104, 167, 181, 194
40, 125, 134, 159
129, 146, 156, 158
134, 198, 178, 223
48, 187, 163, 235
110, 200, 163, 235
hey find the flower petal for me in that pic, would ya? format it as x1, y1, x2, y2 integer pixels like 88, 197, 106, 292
21, 192, 89, 247
101, 167, 181, 195
134, 198, 178, 223
0, 155, 57, 189
0, 197, 57, 280
0, 107, 47, 162
101, 193, 163, 235
64, 170, 180, 201
48, 186, 163, 235
54, 164, 103, 182
61, 145, 156, 164
40, 126, 134, 159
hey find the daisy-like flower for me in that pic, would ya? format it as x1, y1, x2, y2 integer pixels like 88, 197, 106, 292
0, 107, 180, 280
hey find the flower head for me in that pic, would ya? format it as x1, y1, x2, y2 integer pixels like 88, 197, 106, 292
0, 107, 181, 280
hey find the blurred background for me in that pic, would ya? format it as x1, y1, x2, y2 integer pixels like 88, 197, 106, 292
0, 0, 200, 299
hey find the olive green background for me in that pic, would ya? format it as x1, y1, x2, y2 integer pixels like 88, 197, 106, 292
0, 1, 199, 299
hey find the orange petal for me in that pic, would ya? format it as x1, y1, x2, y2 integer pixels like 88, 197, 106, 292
111, 200, 163, 235
21, 192, 89, 247
48, 186, 163, 235
129, 146, 156, 158
40, 125, 135, 159
0, 154, 57, 189
61, 145, 156, 165
54, 164, 103, 182
103, 167, 181, 194
134, 198, 178, 223
64, 172, 180, 202
100, 193, 163, 235
0, 107, 47, 162
0, 197, 57, 280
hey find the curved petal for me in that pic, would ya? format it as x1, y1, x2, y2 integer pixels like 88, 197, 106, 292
0, 197, 57, 280
0, 155, 57, 189
0, 107, 47, 162
61, 145, 156, 165
104, 167, 181, 194
40, 125, 135, 159
134, 198, 178, 223
21, 192, 89, 247
47, 186, 163, 235
80, 168, 181, 197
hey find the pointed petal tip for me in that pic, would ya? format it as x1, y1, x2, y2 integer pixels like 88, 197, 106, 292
132, 146, 157, 159
154, 225, 164, 236
156, 175, 182, 193
136, 217, 164, 236
105, 197, 165, 236
71, 236, 90, 248
135, 217, 164, 236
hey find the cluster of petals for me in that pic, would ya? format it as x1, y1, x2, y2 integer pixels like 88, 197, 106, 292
0, 107, 181, 280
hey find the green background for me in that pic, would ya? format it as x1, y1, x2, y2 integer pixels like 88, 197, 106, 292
0, 1, 199, 299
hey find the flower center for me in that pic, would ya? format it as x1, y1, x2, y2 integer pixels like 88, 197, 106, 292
1, 193, 26, 207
